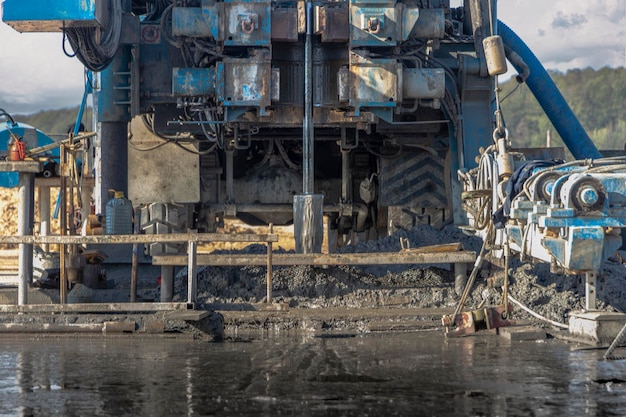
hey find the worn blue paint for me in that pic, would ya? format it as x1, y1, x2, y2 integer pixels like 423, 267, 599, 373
172, 68, 217, 96
542, 226, 605, 272
172, 7, 218, 39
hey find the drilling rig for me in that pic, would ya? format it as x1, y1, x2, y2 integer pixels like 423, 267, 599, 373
4, 1, 626, 317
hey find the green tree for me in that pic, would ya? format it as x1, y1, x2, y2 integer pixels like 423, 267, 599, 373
500, 67, 626, 157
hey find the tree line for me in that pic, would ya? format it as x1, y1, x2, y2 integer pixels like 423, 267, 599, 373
13, 107, 93, 140
500, 67, 626, 153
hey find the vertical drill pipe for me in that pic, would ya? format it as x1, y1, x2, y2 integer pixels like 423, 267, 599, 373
302, 0, 314, 193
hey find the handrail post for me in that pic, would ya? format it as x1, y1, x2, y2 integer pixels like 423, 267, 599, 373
266, 224, 273, 303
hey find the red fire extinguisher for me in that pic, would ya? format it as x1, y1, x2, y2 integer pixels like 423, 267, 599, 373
8, 134, 26, 161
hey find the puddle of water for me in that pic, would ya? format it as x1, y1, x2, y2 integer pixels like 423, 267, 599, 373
0, 332, 625, 416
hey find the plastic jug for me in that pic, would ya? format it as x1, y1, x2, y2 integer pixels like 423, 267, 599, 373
105, 189, 133, 235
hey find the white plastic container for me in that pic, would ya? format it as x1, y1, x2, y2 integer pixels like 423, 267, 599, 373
105, 189, 133, 235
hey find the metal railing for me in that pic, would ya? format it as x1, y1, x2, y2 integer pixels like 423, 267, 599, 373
0, 231, 278, 307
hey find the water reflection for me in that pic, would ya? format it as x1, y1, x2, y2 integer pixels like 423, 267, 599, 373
0, 332, 625, 416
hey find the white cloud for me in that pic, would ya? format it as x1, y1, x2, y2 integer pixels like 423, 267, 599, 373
0, 23, 85, 114
498, 0, 625, 73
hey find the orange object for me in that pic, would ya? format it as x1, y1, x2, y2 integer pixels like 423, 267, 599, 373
8, 138, 26, 161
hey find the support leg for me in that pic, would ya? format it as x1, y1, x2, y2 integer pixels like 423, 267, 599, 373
160, 265, 174, 302
454, 262, 467, 297
39, 186, 50, 252
17, 172, 35, 305
585, 272, 597, 310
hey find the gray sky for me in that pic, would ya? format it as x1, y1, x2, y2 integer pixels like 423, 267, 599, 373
1, 0, 624, 114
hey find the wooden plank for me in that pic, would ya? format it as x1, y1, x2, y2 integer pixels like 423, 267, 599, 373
163, 310, 211, 321
0, 302, 190, 313
0, 161, 42, 173
152, 251, 477, 266
0, 232, 279, 245
0, 323, 103, 333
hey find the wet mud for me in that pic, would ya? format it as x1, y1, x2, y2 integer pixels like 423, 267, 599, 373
1, 331, 625, 416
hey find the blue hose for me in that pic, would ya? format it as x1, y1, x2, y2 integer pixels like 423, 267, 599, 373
498, 20, 602, 160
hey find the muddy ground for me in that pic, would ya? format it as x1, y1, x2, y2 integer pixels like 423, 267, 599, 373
170, 224, 626, 329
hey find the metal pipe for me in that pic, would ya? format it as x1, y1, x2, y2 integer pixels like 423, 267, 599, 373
39, 186, 50, 252
341, 148, 351, 204
225, 148, 234, 202
130, 207, 139, 303
302, 0, 314, 193
98, 121, 129, 213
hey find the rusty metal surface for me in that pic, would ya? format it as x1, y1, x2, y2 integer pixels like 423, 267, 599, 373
152, 250, 476, 266
271, 8, 298, 41
317, 6, 349, 42
444, 304, 514, 338
349, 54, 399, 109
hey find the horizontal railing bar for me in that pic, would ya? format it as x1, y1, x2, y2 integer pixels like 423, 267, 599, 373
0, 232, 278, 245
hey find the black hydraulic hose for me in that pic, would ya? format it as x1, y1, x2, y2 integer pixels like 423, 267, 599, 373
498, 20, 603, 160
